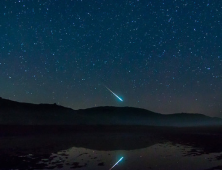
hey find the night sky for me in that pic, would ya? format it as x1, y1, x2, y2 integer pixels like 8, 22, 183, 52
0, 0, 221, 117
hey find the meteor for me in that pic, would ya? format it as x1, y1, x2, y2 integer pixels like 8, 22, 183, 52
109, 157, 124, 170
105, 86, 123, 101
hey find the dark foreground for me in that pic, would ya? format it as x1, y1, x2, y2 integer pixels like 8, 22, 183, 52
1, 125, 222, 169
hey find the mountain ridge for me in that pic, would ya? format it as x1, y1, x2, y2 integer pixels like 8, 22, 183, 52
0, 97, 221, 126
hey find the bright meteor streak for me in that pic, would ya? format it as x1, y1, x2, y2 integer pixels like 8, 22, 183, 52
105, 86, 123, 101
109, 157, 124, 170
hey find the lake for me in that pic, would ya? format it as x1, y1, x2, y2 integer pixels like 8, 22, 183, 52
0, 125, 222, 170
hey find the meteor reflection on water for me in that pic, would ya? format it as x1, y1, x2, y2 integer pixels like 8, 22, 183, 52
109, 157, 124, 170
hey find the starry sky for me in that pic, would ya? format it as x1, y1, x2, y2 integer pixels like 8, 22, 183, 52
0, 0, 221, 117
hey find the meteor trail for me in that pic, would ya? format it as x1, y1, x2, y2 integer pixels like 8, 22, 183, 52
104, 86, 123, 101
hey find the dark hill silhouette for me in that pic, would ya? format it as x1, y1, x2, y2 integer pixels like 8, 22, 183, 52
0, 97, 221, 126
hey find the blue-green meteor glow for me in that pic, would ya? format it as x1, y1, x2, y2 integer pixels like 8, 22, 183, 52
105, 86, 123, 102
109, 157, 124, 170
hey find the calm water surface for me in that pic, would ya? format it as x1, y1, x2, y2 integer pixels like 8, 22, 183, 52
18, 143, 222, 170
1, 127, 222, 170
